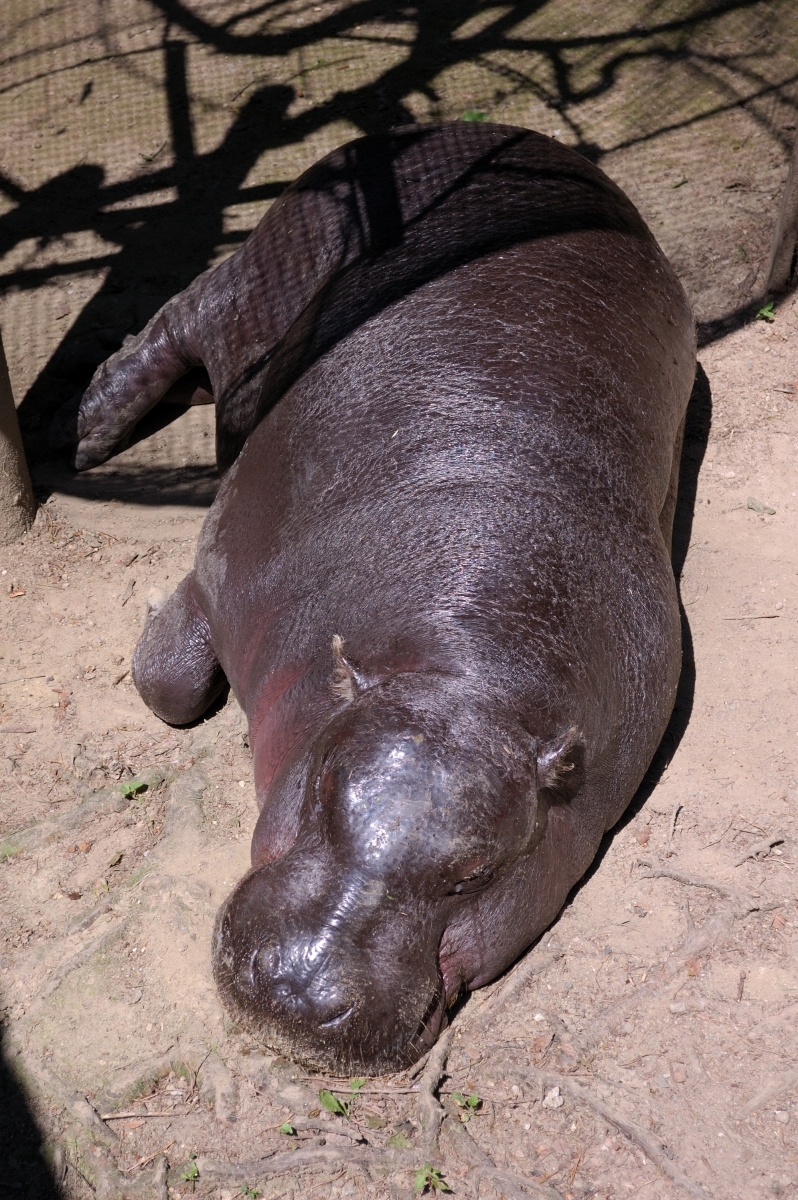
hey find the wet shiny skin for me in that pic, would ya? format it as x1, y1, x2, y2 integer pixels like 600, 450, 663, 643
59, 123, 696, 1071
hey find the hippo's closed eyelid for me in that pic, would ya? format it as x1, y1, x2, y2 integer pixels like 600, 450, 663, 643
449, 864, 494, 896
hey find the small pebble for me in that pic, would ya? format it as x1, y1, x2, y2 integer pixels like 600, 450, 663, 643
542, 1087, 564, 1110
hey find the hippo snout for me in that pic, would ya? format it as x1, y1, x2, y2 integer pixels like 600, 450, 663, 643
212, 857, 446, 1073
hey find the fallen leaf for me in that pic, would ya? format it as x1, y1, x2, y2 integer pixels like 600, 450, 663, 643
685, 956, 701, 977
772, 912, 787, 931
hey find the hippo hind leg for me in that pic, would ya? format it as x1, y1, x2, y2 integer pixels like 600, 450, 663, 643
132, 575, 225, 725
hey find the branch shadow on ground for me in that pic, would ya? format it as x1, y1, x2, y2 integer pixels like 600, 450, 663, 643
0, 0, 790, 504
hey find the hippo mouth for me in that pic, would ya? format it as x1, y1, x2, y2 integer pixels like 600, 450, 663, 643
404, 978, 448, 1062
318, 1003, 356, 1029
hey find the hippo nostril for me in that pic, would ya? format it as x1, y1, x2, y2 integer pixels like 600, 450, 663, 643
248, 944, 279, 988
318, 1003, 355, 1029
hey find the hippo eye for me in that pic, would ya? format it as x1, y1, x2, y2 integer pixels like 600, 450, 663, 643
450, 867, 493, 896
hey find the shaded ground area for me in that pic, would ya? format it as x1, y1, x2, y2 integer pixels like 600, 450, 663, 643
1, 2, 798, 1199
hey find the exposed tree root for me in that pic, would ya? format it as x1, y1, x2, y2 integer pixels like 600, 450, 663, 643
195, 1145, 416, 1182
744, 1067, 798, 1114
747, 1002, 798, 1042
152, 1154, 168, 1200
196, 1024, 563, 1200
19, 1054, 118, 1148
291, 1116, 365, 1142
406, 1049, 431, 1080
508, 1066, 714, 1200
734, 832, 784, 867
442, 1099, 563, 1200
637, 862, 747, 904
457, 953, 558, 1039
37, 919, 130, 1002
417, 1026, 453, 1158
14, 1051, 175, 1199
585, 861, 791, 1042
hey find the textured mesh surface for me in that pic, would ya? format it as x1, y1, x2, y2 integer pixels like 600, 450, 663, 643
0, 0, 796, 504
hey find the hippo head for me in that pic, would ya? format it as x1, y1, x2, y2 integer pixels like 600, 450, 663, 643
213, 671, 580, 1073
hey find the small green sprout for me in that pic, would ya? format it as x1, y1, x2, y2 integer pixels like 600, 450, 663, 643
462, 110, 488, 122
279, 1122, 295, 1135
319, 1088, 349, 1117
387, 1131, 413, 1149
414, 1164, 451, 1193
118, 779, 147, 797
452, 1091, 482, 1120
180, 1158, 199, 1182
349, 1078, 366, 1094
240, 1188, 261, 1199
756, 300, 776, 322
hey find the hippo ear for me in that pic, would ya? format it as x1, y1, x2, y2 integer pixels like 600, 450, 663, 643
331, 634, 375, 703
537, 727, 584, 801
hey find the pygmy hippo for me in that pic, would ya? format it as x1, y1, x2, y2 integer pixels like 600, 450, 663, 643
53, 123, 696, 1073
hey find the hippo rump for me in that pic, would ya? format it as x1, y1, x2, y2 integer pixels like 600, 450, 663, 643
54, 122, 696, 1073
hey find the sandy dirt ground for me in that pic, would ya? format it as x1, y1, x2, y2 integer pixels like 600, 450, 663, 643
1, 3, 798, 1200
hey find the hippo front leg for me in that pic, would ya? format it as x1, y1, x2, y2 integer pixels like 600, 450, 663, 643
132, 574, 226, 725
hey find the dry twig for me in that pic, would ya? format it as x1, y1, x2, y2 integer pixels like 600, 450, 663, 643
665, 803, 682, 856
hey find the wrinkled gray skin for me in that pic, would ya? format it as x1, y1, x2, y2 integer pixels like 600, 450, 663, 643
52, 124, 696, 1074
